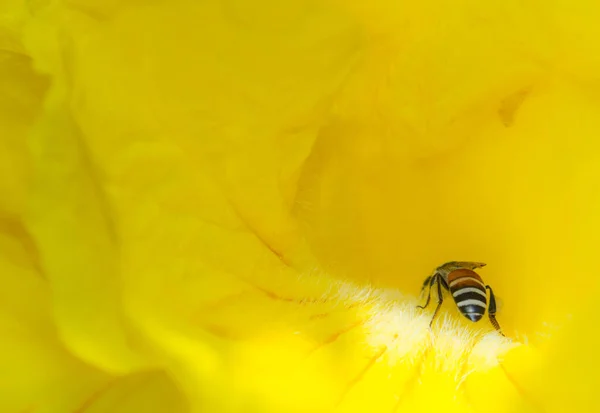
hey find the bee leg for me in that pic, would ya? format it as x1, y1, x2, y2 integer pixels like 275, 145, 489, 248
429, 274, 446, 327
417, 274, 436, 310
486, 285, 505, 336
420, 275, 432, 294
439, 276, 450, 292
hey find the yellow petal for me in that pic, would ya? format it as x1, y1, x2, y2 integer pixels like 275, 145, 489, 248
73, 370, 187, 413
25, 102, 151, 373
9, 0, 600, 412
0, 229, 113, 412
0, 47, 46, 216
0, 27, 115, 412
501, 289, 600, 413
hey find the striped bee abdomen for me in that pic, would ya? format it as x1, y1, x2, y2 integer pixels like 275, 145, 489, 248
447, 268, 488, 322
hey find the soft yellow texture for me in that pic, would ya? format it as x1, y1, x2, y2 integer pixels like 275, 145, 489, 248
1, 0, 599, 412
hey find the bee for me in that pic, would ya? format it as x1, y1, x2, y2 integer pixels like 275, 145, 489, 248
417, 261, 504, 335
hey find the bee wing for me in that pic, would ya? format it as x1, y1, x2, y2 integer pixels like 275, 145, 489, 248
464, 261, 486, 270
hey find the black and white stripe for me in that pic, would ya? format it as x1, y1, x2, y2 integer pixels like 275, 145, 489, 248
447, 270, 488, 322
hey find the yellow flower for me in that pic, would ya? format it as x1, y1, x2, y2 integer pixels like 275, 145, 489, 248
2, 0, 600, 412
